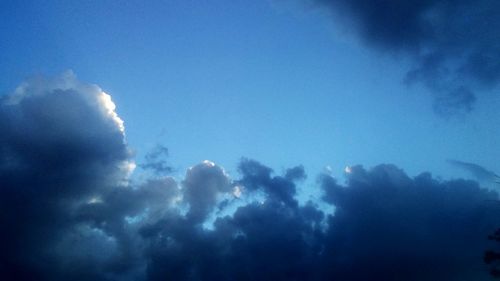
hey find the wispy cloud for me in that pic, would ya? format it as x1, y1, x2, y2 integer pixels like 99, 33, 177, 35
448, 159, 499, 183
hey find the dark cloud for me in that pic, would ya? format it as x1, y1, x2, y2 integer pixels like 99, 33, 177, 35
142, 159, 322, 281
1, 74, 499, 280
237, 158, 301, 207
139, 144, 173, 175
0, 72, 134, 280
320, 164, 499, 280
485, 229, 500, 277
141, 162, 500, 281
307, 0, 500, 115
448, 159, 500, 183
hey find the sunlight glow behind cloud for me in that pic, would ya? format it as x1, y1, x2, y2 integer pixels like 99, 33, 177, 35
98, 91, 125, 134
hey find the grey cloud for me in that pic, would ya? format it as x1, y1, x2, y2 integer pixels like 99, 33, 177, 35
143, 160, 500, 281
182, 161, 232, 224
307, 0, 500, 116
448, 159, 499, 183
0, 72, 133, 280
1, 74, 499, 281
237, 158, 300, 207
139, 144, 173, 175
143, 160, 322, 281
320, 164, 499, 281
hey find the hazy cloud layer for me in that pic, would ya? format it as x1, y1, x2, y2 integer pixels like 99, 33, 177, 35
307, 0, 500, 116
1, 74, 499, 280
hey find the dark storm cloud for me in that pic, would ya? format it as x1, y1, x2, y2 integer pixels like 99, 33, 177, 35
1, 74, 499, 281
307, 0, 500, 115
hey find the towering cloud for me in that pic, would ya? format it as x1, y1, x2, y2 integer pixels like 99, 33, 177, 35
0, 72, 134, 280
1, 74, 499, 280
306, 0, 500, 115
182, 160, 232, 224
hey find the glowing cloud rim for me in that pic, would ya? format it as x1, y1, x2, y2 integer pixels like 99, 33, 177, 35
98, 91, 125, 134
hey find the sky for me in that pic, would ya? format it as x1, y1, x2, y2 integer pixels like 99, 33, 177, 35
2, 0, 500, 179
1, 0, 500, 280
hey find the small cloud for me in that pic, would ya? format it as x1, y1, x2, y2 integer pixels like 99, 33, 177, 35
448, 159, 499, 183
233, 185, 243, 198
344, 166, 352, 174
139, 144, 173, 175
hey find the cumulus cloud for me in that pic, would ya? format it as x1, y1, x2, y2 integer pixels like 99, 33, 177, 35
182, 160, 232, 224
0, 72, 134, 280
304, 0, 500, 116
1, 73, 499, 280
321, 164, 499, 280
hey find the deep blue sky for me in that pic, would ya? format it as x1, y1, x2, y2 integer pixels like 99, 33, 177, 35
1, 0, 499, 180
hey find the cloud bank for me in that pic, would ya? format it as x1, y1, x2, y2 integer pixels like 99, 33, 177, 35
1, 74, 499, 280
306, 0, 500, 116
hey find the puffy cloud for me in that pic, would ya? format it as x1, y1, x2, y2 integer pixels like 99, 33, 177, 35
0, 72, 133, 280
142, 160, 321, 281
182, 160, 232, 224
1, 73, 499, 280
141, 161, 500, 281
237, 158, 301, 207
320, 165, 500, 280
305, 0, 500, 115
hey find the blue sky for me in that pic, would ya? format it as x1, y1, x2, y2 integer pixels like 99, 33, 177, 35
1, 0, 499, 181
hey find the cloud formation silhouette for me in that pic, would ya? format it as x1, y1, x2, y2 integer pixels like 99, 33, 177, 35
1, 74, 499, 280
448, 159, 500, 185
0, 72, 134, 280
307, 0, 500, 116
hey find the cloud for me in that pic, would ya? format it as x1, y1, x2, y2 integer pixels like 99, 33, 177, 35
236, 158, 302, 207
139, 144, 173, 175
182, 160, 232, 224
143, 159, 322, 281
0, 72, 134, 280
448, 159, 499, 183
320, 164, 499, 280
1, 73, 499, 280
305, 0, 500, 116
142, 162, 500, 281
